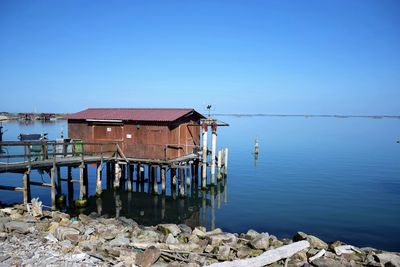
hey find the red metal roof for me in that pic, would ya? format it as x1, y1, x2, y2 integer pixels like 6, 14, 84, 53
67, 108, 204, 122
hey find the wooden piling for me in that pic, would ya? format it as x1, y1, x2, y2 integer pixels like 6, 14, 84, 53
96, 161, 102, 196
161, 166, 166, 193
51, 165, 56, 210
127, 163, 133, 192
79, 164, 85, 199
23, 170, 31, 204
210, 123, 217, 185
186, 165, 191, 188
67, 166, 73, 205
201, 122, 208, 190
153, 165, 158, 194
217, 149, 222, 181
114, 162, 121, 189
178, 168, 185, 198
211, 185, 215, 230
224, 148, 229, 176
83, 164, 88, 197
56, 166, 61, 194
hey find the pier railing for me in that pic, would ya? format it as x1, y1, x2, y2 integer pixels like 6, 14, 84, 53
0, 140, 119, 163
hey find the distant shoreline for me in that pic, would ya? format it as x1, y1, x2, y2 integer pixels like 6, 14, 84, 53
213, 114, 400, 119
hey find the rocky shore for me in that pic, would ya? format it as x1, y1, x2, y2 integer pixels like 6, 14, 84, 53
0, 202, 399, 267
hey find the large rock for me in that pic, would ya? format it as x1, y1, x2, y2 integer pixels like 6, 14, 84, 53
312, 257, 345, 267
158, 224, 181, 237
135, 229, 163, 243
56, 226, 80, 243
5, 221, 34, 234
245, 229, 259, 240
135, 246, 161, 267
110, 234, 130, 247
165, 233, 179, 244
217, 245, 230, 261
192, 228, 206, 238
376, 253, 400, 267
307, 235, 328, 250
178, 224, 192, 235
249, 233, 269, 250
293, 231, 308, 241
237, 246, 252, 259
78, 214, 93, 224
206, 233, 237, 246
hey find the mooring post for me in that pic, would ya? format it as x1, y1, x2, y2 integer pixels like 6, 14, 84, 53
161, 166, 166, 194
96, 161, 102, 196
153, 165, 158, 194
201, 122, 208, 190
210, 122, 217, 185
217, 149, 222, 181
224, 148, 229, 176
23, 169, 31, 204
51, 164, 56, 210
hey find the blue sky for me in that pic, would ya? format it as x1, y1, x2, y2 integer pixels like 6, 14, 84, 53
0, 0, 399, 115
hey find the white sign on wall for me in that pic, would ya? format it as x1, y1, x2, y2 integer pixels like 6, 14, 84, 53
107, 127, 112, 132
126, 134, 132, 139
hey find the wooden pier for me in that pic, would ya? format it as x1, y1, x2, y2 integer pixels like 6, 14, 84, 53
0, 139, 228, 211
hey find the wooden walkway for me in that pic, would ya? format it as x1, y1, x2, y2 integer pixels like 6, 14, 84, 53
0, 140, 227, 211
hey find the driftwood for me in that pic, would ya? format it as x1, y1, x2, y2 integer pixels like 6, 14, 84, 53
309, 249, 326, 262
208, 240, 310, 267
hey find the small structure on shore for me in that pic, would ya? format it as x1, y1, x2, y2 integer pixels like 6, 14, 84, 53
67, 108, 204, 160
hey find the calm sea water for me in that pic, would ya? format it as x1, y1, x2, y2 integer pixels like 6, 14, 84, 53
0, 117, 399, 251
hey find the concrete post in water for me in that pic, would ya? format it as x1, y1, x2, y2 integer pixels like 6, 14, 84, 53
224, 148, 229, 176
51, 165, 56, 210
201, 122, 208, 190
217, 149, 222, 181
161, 166, 166, 193
96, 162, 102, 196
210, 122, 217, 185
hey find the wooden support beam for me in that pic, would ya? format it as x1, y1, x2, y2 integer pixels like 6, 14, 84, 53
29, 181, 51, 187
79, 164, 85, 199
0, 185, 24, 192
127, 163, 133, 192
51, 165, 56, 210
178, 168, 185, 198
152, 165, 158, 194
83, 164, 89, 197
161, 166, 166, 194
217, 149, 222, 181
201, 122, 208, 190
23, 170, 31, 204
56, 166, 61, 194
210, 123, 217, 185
67, 166, 73, 206
96, 161, 102, 196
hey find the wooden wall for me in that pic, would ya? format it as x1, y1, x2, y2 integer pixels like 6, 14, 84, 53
68, 117, 201, 160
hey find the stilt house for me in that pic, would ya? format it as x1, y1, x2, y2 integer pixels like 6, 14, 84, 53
67, 108, 205, 160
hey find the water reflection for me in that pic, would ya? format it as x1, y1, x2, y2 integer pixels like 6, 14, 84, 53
78, 179, 227, 229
